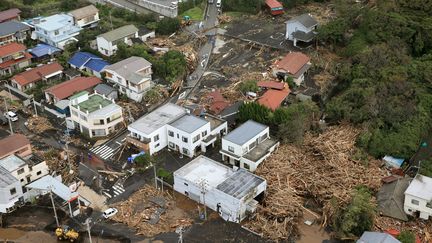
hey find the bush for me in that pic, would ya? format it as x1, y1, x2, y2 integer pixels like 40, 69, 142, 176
222, 0, 263, 14
134, 154, 154, 168
156, 18, 181, 35
238, 80, 259, 94
157, 168, 174, 184
397, 231, 416, 243
238, 102, 272, 124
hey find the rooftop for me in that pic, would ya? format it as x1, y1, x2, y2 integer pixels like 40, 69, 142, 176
243, 138, 279, 162
216, 168, 266, 199
169, 114, 208, 133
257, 81, 285, 90
357, 232, 401, 243
35, 14, 76, 31
287, 13, 318, 28
73, 93, 113, 113
45, 76, 101, 100
0, 8, 21, 23
105, 56, 151, 84
0, 154, 26, 172
129, 103, 186, 136
12, 62, 63, 86
265, 0, 283, 9
28, 43, 61, 58
0, 134, 30, 159
94, 83, 116, 96
377, 177, 410, 221
0, 21, 29, 37
68, 51, 109, 72
0, 42, 26, 57
258, 88, 290, 111
26, 175, 79, 201
69, 5, 98, 19
223, 120, 268, 146
404, 174, 432, 201
274, 52, 310, 75
0, 165, 18, 187
98, 24, 138, 42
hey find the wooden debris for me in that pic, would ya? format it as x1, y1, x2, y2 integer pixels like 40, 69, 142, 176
26, 116, 56, 134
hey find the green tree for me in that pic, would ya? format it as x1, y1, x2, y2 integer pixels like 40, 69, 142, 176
397, 231, 416, 243
134, 154, 154, 168
238, 102, 272, 124
156, 18, 181, 35
238, 80, 258, 94
157, 50, 187, 82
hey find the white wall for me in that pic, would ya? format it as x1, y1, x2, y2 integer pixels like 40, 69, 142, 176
167, 122, 211, 158
404, 194, 432, 220
76, 12, 100, 28
0, 180, 23, 213
96, 37, 114, 56
286, 21, 312, 40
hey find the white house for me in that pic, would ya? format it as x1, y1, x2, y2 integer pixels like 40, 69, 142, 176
104, 56, 153, 102
68, 5, 99, 28
220, 120, 279, 172
0, 166, 23, 213
128, 103, 227, 156
271, 52, 311, 86
285, 13, 318, 47
69, 91, 124, 138
174, 155, 267, 223
404, 174, 432, 220
96, 25, 138, 56
33, 14, 82, 49
0, 154, 49, 201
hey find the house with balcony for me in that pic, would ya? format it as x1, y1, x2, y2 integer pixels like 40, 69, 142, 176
0, 21, 30, 45
96, 25, 138, 56
0, 8, 21, 23
285, 13, 318, 47
11, 62, 63, 92
220, 120, 279, 172
33, 13, 82, 49
104, 56, 152, 102
404, 174, 432, 220
68, 5, 99, 28
69, 91, 123, 138
44, 76, 101, 103
0, 166, 23, 213
0, 42, 31, 76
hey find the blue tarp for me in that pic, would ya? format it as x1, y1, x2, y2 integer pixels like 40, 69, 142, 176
383, 155, 404, 168
68, 51, 109, 72
28, 44, 61, 58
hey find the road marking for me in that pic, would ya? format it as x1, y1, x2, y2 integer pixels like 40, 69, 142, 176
103, 191, 112, 199
115, 141, 122, 145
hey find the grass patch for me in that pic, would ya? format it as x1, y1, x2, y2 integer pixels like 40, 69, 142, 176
224, 11, 247, 18
181, 6, 204, 20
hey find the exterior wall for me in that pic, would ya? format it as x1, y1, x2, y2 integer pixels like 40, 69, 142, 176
240, 142, 279, 172
75, 12, 100, 28
271, 68, 305, 86
105, 69, 152, 102
167, 123, 211, 158
10, 162, 49, 187
221, 139, 242, 157
404, 194, 432, 220
0, 144, 32, 159
96, 36, 114, 56
141, 31, 155, 42
128, 126, 167, 155
0, 30, 29, 45
0, 180, 23, 213
285, 21, 312, 40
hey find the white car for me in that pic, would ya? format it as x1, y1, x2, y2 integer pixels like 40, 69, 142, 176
102, 208, 118, 219
4, 111, 18, 122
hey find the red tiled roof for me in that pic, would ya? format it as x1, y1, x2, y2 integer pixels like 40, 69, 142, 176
0, 52, 31, 69
208, 90, 225, 102
0, 42, 26, 57
12, 62, 63, 86
0, 8, 21, 23
210, 101, 230, 115
45, 76, 102, 100
258, 88, 290, 111
274, 52, 310, 75
257, 81, 285, 90
0, 133, 29, 158
265, 0, 282, 9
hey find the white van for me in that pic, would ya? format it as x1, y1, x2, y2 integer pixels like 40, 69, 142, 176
4, 111, 18, 122
216, 0, 221, 8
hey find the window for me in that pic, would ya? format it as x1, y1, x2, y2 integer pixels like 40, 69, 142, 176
54, 30, 59, 35
169, 142, 175, 149
154, 134, 159, 142
17, 168, 25, 175
10, 188, 16, 195
168, 130, 174, 137
228, 146, 234, 153
249, 141, 257, 150
427, 201, 432, 209
184, 182, 188, 186
411, 199, 419, 205
36, 171, 42, 176
182, 136, 188, 143
100, 119, 104, 125
20, 178, 24, 182
193, 134, 200, 143
202, 130, 207, 137
182, 148, 189, 155
177, 134, 179, 138
155, 143, 160, 148
243, 163, 250, 170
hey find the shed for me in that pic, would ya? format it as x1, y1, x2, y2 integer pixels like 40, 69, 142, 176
265, 0, 283, 16
94, 83, 118, 100
383, 155, 404, 169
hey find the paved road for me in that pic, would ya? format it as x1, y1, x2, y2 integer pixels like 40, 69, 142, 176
88, 0, 152, 14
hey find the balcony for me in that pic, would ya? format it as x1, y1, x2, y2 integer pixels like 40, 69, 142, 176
126, 136, 150, 152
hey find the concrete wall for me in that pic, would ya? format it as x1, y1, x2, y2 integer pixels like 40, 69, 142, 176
404, 194, 432, 220
285, 21, 311, 40
135, 0, 178, 18
167, 122, 211, 157
0, 180, 23, 213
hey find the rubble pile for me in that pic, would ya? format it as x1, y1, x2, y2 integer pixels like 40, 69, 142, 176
173, 45, 198, 72
245, 125, 386, 241
310, 49, 341, 93
218, 15, 232, 24
26, 116, 56, 134
41, 149, 78, 184
117, 101, 145, 119
374, 215, 432, 242
112, 185, 193, 236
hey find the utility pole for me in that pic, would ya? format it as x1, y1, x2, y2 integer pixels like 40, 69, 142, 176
3, 97, 13, 134
198, 179, 209, 220
64, 116, 73, 175
49, 188, 60, 227
85, 218, 93, 243
32, 97, 38, 116
153, 163, 157, 189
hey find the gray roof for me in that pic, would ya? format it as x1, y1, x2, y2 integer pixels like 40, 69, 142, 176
69, 5, 98, 19
405, 174, 432, 200
377, 178, 409, 221
223, 120, 268, 145
357, 232, 401, 243
129, 103, 186, 135
0, 165, 18, 188
98, 24, 138, 42
54, 99, 70, 110
287, 13, 318, 28
169, 114, 208, 133
94, 83, 116, 96
105, 56, 151, 84
0, 21, 29, 37
0, 155, 26, 172
216, 168, 265, 199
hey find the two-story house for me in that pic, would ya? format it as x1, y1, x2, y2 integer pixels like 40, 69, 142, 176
0, 154, 49, 201
128, 103, 227, 157
0, 8, 21, 23
33, 14, 82, 49
96, 25, 138, 56
0, 134, 32, 159
220, 120, 279, 172
0, 165, 23, 213
68, 51, 109, 78
0, 21, 30, 45
44, 76, 102, 103
104, 56, 152, 102
285, 13, 318, 47
68, 5, 99, 28
404, 174, 432, 220
271, 52, 311, 86
69, 91, 123, 138
0, 42, 31, 76
11, 62, 63, 92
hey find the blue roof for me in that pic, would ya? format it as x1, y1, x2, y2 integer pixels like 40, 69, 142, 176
28, 44, 61, 58
68, 52, 109, 72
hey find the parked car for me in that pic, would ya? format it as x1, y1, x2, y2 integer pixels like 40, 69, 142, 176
4, 111, 18, 122
102, 208, 118, 219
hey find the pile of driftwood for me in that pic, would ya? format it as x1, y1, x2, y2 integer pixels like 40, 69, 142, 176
374, 215, 432, 242
112, 185, 193, 236
245, 125, 386, 241
40, 149, 78, 184
26, 116, 55, 134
